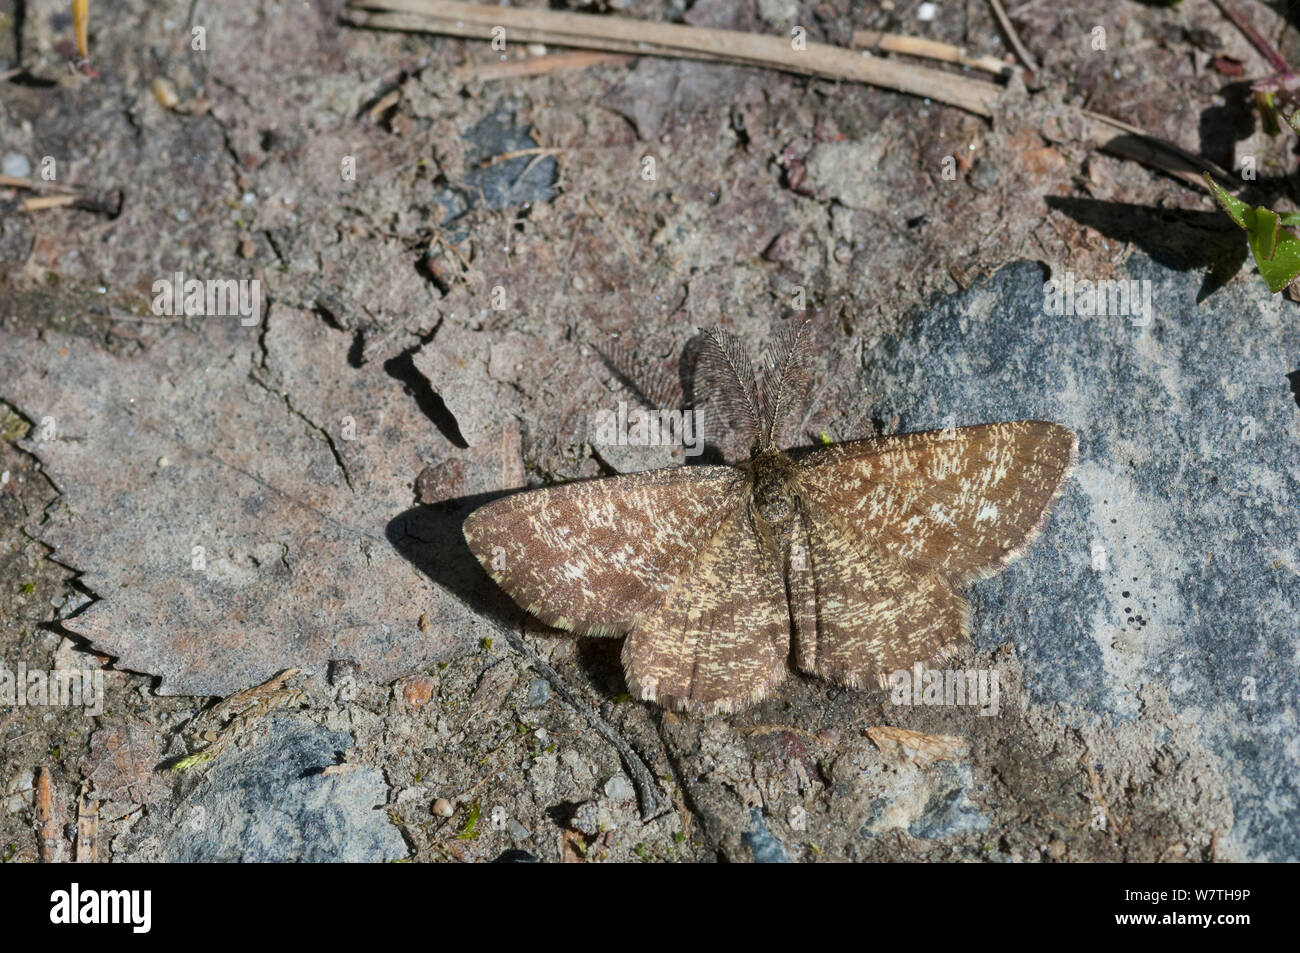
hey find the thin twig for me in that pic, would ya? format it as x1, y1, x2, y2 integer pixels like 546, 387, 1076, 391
74, 783, 99, 863
347, 0, 1220, 193
851, 29, 1012, 77
345, 0, 1002, 116
1209, 0, 1289, 74
1082, 109, 1231, 189
0, 174, 82, 195
479, 146, 562, 168
493, 620, 664, 820
35, 768, 62, 863
17, 194, 81, 212
986, 0, 1039, 73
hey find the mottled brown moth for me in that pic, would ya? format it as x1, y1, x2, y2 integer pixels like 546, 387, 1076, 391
463, 324, 1076, 714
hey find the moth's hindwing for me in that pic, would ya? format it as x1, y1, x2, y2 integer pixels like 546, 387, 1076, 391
789, 498, 969, 689
622, 500, 791, 713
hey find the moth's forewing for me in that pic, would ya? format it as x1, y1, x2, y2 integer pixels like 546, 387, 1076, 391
462, 465, 740, 637
788, 498, 968, 689
796, 421, 1077, 582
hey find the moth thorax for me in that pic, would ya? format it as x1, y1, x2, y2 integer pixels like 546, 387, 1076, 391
750, 451, 798, 527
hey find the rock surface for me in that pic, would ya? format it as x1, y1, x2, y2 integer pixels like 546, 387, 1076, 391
159, 715, 406, 863
861, 254, 1299, 862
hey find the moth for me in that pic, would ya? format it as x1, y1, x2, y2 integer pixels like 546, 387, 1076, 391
463, 324, 1076, 714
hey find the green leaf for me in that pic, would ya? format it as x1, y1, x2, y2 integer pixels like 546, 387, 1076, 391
1203, 172, 1300, 293
456, 800, 481, 840
1253, 206, 1281, 260
1203, 174, 1248, 228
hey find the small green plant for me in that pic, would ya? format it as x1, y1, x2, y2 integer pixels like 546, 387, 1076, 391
1203, 172, 1300, 293
170, 750, 216, 773
456, 800, 482, 839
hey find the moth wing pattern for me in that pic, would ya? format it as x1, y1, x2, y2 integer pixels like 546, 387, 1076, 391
788, 498, 969, 689
463, 465, 741, 637
622, 502, 793, 713
796, 420, 1077, 583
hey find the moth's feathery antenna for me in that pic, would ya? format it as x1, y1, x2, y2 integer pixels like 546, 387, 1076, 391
696, 326, 763, 452
761, 318, 813, 450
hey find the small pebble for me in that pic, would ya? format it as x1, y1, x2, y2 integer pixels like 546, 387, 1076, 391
2, 153, 31, 178
570, 801, 604, 836
969, 157, 998, 191
151, 77, 180, 110
402, 675, 435, 708
432, 798, 454, 817
603, 775, 633, 801
525, 676, 551, 707
328, 658, 360, 685
788, 804, 807, 832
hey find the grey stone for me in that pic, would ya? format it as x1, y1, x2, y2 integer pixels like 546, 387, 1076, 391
867, 254, 1299, 860
570, 800, 617, 836
603, 775, 634, 801
525, 676, 552, 707
2, 153, 30, 178
431, 111, 557, 228
741, 809, 792, 863
907, 766, 991, 839
160, 714, 407, 862
756, 0, 799, 25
